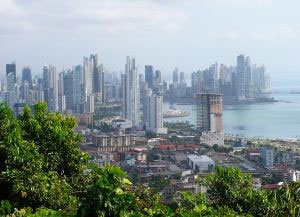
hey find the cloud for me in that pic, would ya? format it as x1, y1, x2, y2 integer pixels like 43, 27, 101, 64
209, 0, 274, 6
208, 29, 241, 40
250, 27, 298, 40
0, 0, 185, 37
206, 26, 298, 41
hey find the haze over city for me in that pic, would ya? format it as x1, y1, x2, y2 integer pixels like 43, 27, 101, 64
1, 0, 300, 84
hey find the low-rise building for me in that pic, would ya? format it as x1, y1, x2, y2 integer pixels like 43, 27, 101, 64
92, 133, 131, 153
78, 113, 93, 125
187, 155, 215, 172
277, 151, 295, 165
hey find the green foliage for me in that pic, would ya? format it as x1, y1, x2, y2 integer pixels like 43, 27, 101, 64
200, 166, 264, 216
212, 144, 233, 153
0, 200, 13, 216
0, 103, 84, 214
176, 192, 248, 217
130, 187, 174, 217
77, 164, 136, 217
149, 175, 171, 190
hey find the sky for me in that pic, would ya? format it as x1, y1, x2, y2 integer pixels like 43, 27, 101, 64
1, 0, 300, 85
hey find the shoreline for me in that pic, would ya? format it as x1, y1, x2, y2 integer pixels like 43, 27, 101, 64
164, 97, 278, 106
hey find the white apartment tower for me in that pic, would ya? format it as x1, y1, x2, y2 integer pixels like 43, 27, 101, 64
122, 56, 140, 127
148, 93, 167, 134
83, 57, 93, 97
46, 65, 59, 112
83, 56, 95, 113
58, 72, 66, 113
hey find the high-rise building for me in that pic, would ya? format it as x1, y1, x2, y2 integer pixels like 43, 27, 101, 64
83, 56, 96, 113
58, 72, 66, 113
90, 54, 100, 94
237, 55, 246, 100
162, 81, 168, 93
1, 91, 15, 109
83, 56, 93, 97
20, 67, 32, 102
244, 57, 253, 98
196, 93, 224, 146
173, 68, 179, 84
148, 92, 167, 134
122, 56, 140, 127
73, 65, 83, 113
22, 81, 30, 103
191, 71, 203, 95
145, 65, 154, 89
180, 72, 185, 83
86, 94, 95, 113
63, 70, 73, 111
6, 62, 16, 84
6, 72, 15, 92
47, 65, 58, 112
42, 65, 49, 107
142, 87, 152, 128
21, 67, 32, 87
155, 70, 161, 83
100, 65, 105, 104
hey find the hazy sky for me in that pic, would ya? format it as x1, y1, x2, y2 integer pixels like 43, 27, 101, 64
1, 0, 300, 84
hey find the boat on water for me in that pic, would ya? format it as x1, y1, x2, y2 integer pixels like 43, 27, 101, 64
163, 107, 190, 118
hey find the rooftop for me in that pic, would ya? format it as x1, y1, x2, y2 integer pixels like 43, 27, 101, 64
188, 155, 214, 162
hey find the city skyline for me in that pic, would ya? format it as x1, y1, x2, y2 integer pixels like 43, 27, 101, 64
1, 54, 269, 85
1, 0, 300, 83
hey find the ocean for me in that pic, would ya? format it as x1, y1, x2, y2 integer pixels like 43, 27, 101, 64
163, 86, 300, 139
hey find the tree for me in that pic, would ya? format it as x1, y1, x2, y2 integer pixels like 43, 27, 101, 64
0, 103, 86, 214
77, 165, 136, 217
200, 166, 264, 216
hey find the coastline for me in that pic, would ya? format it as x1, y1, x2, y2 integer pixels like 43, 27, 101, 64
164, 97, 278, 106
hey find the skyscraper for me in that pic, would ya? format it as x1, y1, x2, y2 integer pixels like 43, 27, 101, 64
63, 70, 74, 111
122, 56, 140, 127
48, 65, 58, 112
173, 68, 179, 84
180, 71, 185, 83
83, 56, 93, 97
196, 93, 224, 146
83, 56, 95, 113
237, 54, 246, 100
244, 57, 253, 98
21, 67, 32, 87
142, 87, 152, 128
73, 65, 83, 113
58, 72, 66, 113
148, 92, 167, 134
6, 62, 16, 84
6, 72, 15, 92
145, 65, 154, 88
90, 54, 100, 94
191, 71, 203, 95
100, 64, 105, 104
155, 70, 162, 85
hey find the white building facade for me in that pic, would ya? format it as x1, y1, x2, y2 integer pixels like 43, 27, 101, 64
187, 155, 215, 171
122, 56, 140, 127
148, 93, 167, 134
